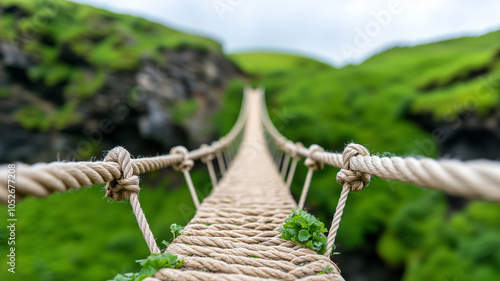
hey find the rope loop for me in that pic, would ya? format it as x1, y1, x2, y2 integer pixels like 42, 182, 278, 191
104, 146, 140, 201
336, 143, 371, 191
200, 144, 215, 163
170, 146, 194, 172
304, 144, 324, 170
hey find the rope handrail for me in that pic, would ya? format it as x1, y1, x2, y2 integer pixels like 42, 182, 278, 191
259, 88, 500, 202
0, 88, 250, 203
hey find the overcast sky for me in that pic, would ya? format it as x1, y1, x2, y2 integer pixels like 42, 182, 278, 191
73, 0, 500, 66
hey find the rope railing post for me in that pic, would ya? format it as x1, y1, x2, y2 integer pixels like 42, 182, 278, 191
286, 142, 303, 188
170, 146, 199, 209
276, 150, 283, 169
104, 146, 160, 254
223, 148, 231, 168
325, 143, 371, 256
280, 153, 291, 179
212, 141, 226, 176
298, 145, 325, 209
200, 144, 217, 188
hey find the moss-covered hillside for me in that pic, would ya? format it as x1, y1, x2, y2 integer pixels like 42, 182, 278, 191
220, 31, 500, 281
0, 0, 241, 164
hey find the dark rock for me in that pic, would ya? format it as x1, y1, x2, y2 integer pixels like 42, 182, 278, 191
0, 40, 244, 163
407, 108, 500, 160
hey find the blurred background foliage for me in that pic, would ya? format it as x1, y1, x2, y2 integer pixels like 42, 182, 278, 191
1, 0, 500, 280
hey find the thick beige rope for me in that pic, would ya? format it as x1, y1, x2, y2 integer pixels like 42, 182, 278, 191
104, 146, 160, 254
258, 89, 500, 202
171, 146, 199, 209
155, 89, 344, 281
298, 145, 324, 209
325, 144, 370, 256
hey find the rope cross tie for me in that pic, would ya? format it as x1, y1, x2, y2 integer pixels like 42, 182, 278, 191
297, 144, 325, 209
304, 144, 325, 170
104, 146, 160, 254
336, 143, 371, 191
104, 146, 140, 201
200, 144, 215, 163
170, 146, 194, 172
325, 143, 371, 256
170, 145, 200, 209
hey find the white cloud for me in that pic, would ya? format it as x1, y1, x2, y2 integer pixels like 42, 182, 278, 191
71, 0, 500, 66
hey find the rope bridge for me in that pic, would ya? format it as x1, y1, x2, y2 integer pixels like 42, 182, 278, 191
2, 88, 500, 280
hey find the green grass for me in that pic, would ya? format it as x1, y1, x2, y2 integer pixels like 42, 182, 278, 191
0, 0, 222, 131
229, 52, 332, 74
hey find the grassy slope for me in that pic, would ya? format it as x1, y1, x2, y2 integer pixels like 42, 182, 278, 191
219, 32, 500, 281
0, 0, 221, 131
0, 1, 219, 280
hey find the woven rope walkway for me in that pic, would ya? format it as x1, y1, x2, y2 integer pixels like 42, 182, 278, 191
147, 90, 344, 280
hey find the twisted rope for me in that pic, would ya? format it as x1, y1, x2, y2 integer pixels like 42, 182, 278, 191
104, 147, 160, 254
298, 145, 324, 209
171, 145, 200, 209
325, 144, 370, 256
200, 144, 218, 188
286, 142, 304, 188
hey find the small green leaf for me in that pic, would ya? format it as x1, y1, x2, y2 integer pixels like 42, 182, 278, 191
298, 229, 311, 242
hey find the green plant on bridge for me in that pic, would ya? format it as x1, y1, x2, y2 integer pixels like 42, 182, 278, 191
170, 223, 184, 240
279, 209, 328, 255
111, 253, 183, 281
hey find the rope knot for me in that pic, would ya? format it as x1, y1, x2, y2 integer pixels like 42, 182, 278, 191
170, 146, 194, 172
304, 144, 324, 170
336, 143, 371, 191
200, 144, 215, 163
104, 146, 140, 201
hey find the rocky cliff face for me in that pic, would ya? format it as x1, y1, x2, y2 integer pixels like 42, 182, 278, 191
0, 31, 243, 164
408, 108, 500, 161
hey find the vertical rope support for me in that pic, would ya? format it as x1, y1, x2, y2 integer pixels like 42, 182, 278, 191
298, 145, 324, 209
280, 154, 291, 179
223, 148, 231, 168
104, 146, 160, 254
286, 142, 303, 188
325, 143, 371, 256
276, 151, 283, 169
286, 157, 299, 188
298, 167, 314, 209
170, 146, 199, 209
216, 151, 226, 176
182, 170, 200, 209
200, 144, 218, 188
129, 193, 160, 254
